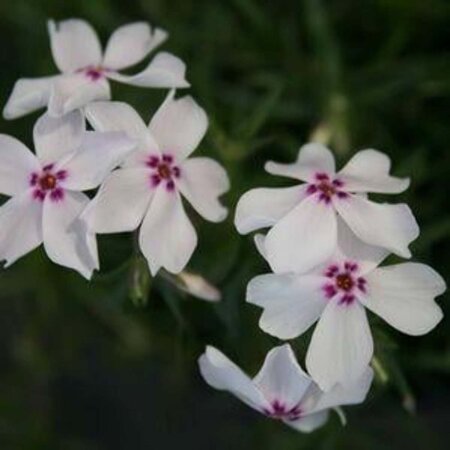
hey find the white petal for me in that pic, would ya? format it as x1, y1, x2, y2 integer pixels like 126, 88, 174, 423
59, 132, 136, 191
0, 191, 43, 266
109, 52, 190, 88
362, 263, 445, 336
334, 195, 419, 258
148, 91, 207, 161
338, 149, 410, 194
234, 185, 308, 234
139, 188, 197, 275
285, 411, 329, 433
253, 345, 313, 409
0, 135, 40, 196
306, 301, 374, 391
247, 273, 327, 339
48, 19, 102, 73
33, 110, 85, 165
253, 233, 267, 259
3, 76, 57, 120
198, 346, 269, 411
103, 22, 167, 70
177, 157, 229, 222
265, 143, 335, 182
48, 73, 110, 117
265, 195, 337, 274
82, 168, 153, 233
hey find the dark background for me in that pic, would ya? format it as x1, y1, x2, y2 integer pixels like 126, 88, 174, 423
0, 0, 449, 448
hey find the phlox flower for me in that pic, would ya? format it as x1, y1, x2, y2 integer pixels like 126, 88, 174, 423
199, 344, 373, 432
82, 91, 229, 275
3, 19, 189, 119
247, 223, 446, 390
0, 111, 135, 278
235, 143, 419, 274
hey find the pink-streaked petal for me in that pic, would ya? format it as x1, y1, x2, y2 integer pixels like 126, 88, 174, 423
235, 185, 308, 235
48, 19, 102, 73
362, 263, 445, 336
285, 411, 329, 433
265, 195, 337, 274
265, 143, 336, 182
334, 194, 419, 258
139, 188, 197, 275
338, 149, 410, 194
103, 22, 167, 70
177, 157, 229, 222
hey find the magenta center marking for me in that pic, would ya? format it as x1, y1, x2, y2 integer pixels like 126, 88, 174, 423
263, 400, 302, 422
78, 66, 108, 81
307, 172, 348, 203
30, 164, 67, 202
146, 153, 181, 191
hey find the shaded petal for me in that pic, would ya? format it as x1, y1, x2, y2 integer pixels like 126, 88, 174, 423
3, 76, 57, 120
48, 19, 102, 73
0, 191, 43, 266
82, 168, 153, 233
103, 22, 167, 70
338, 149, 409, 194
177, 157, 229, 222
43, 191, 98, 279
285, 411, 329, 433
148, 90, 207, 161
109, 52, 190, 88
247, 273, 327, 339
265, 195, 337, 274
0, 135, 40, 196
33, 110, 85, 165
306, 301, 374, 391
139, 188, 197, 275
253, 233, 267, 259
198, 346, 270, 412
334, 195, 419, 258
235, 185, 308, 234
59, 132, 136, 191
362, 263, 445, 336
265, 143, 335, 182
48, 73, 110, 117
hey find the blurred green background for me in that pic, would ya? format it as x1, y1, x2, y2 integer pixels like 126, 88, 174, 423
0, 0, 449, 449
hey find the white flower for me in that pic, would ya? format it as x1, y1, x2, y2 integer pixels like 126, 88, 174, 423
247, 223, 446, 390
3, 19, 189, 119
0, 111, 135, 278
235, 143, 419, 274
82, 92, 230, 275
199, 344, 373, 432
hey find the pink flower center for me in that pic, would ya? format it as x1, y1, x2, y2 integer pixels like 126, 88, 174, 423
263, 400, 302, 422
323, 261, 367, 305
79, 66, 107, 81
30, 164, 67, 202
146, 154, 181, 191
307, 172, 348, 203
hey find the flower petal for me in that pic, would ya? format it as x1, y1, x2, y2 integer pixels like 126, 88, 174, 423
48, 19, 102, 73
265, 143, 335, 182
59, 132, 136, 191
265, 195, 337, 274
306, 301, 374, 391
0, 191, 43, 266
103, 22, 167, 70
108, 51, 190, 88
362, 263, 445, 336
338, 149, 410, 194
3, 76, 57, 120
235, 185, 308, 234
247, 273, 327, 339
0, 135, 40, 196
33, 110, 85, 165
48, 73, 110, 117
285, 411, 329, 433
198, 346, 270, 411
334, 194, 419, 258
82, 168, 153, 233
43, 191, 98, 279
139, 188, 197, 275
148, 91, 207, 161
253, 345, 313, 410
177, 157, 229, 222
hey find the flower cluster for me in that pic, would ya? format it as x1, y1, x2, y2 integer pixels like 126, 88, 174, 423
0, 18, 229, 280
199, 143, 446, 432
